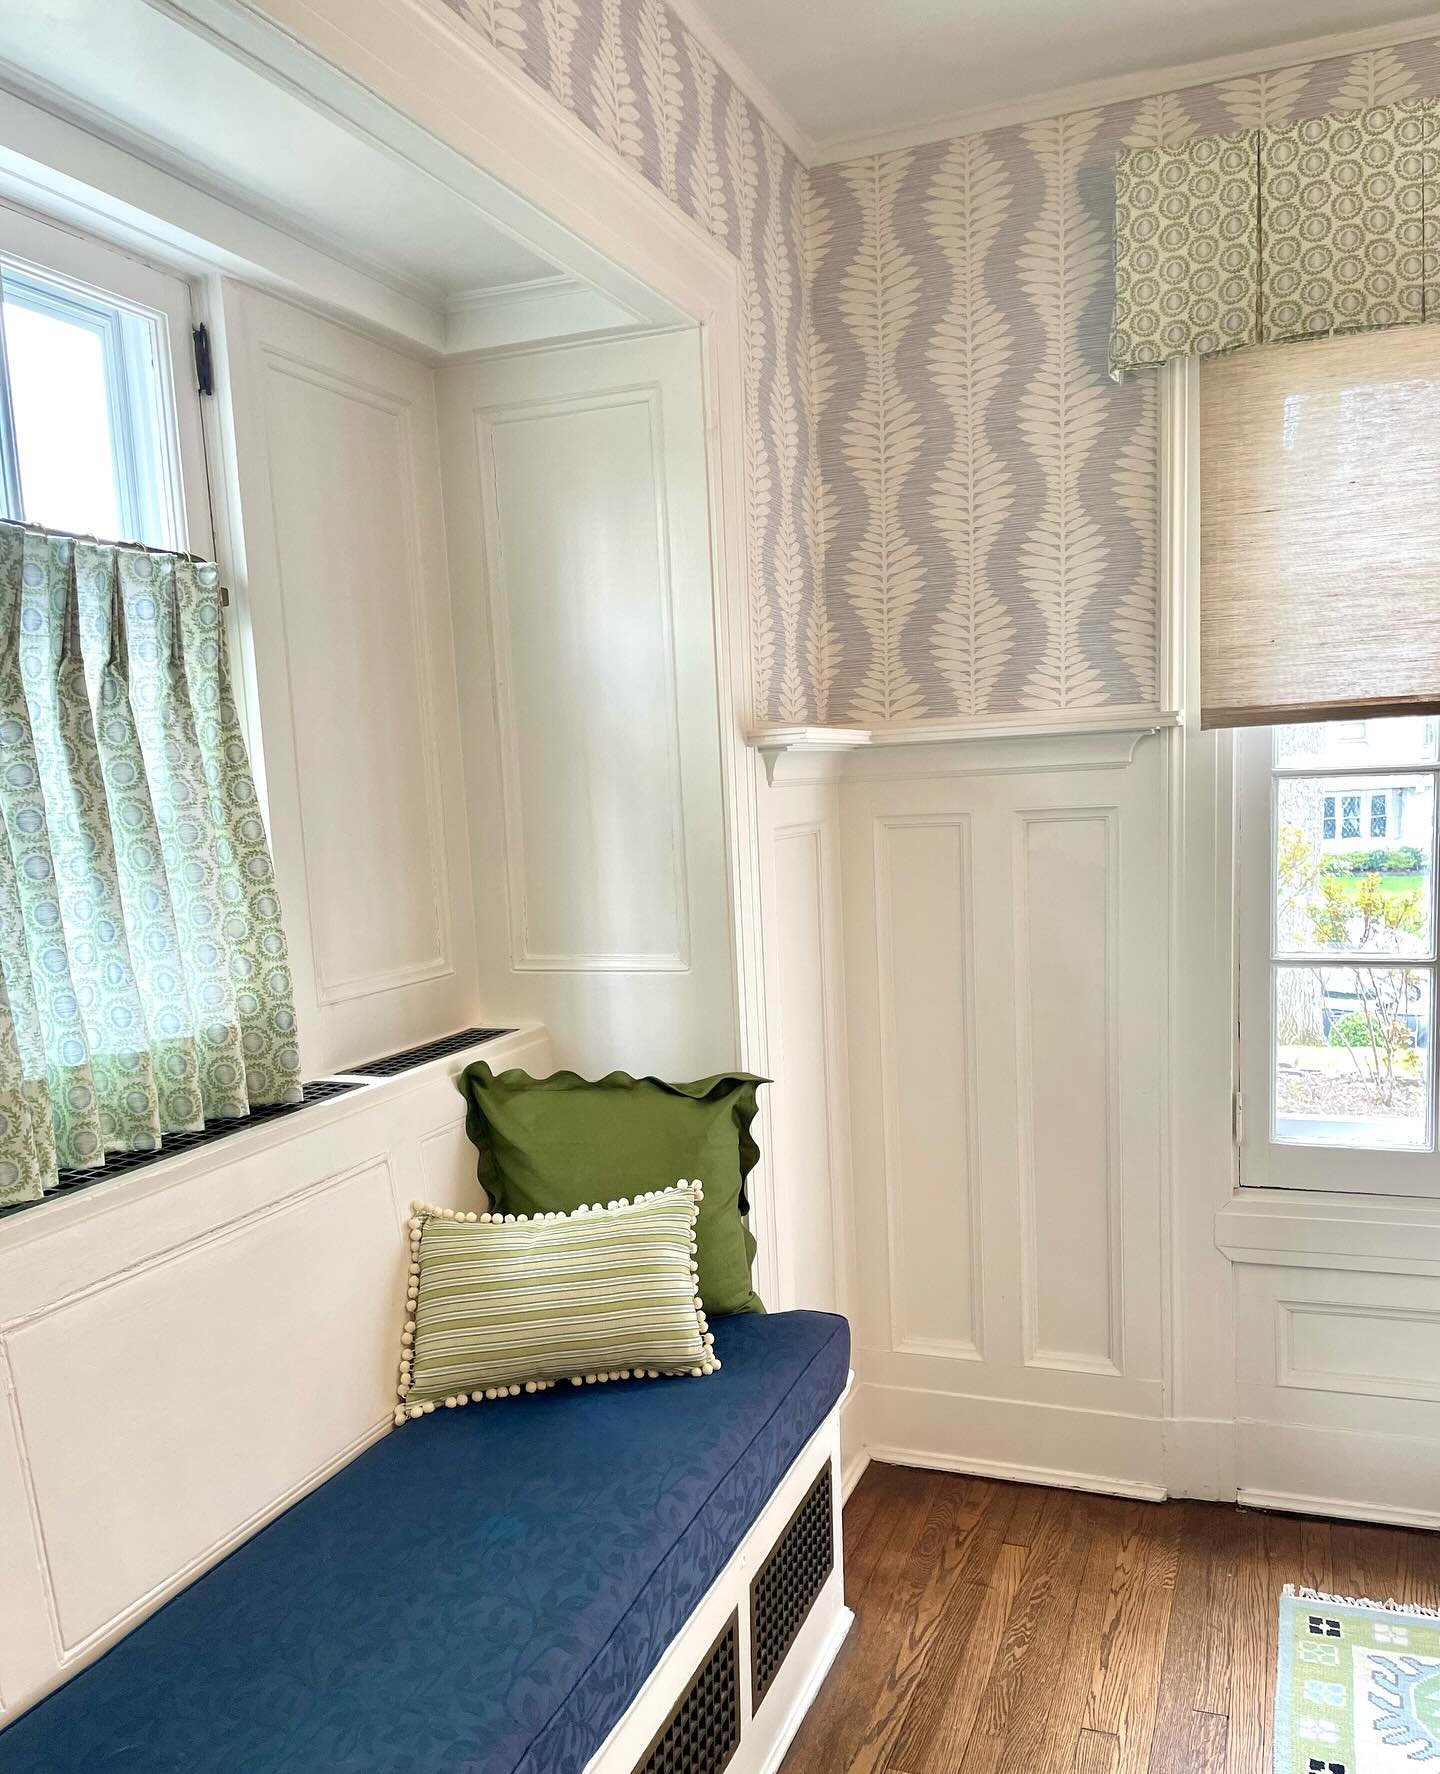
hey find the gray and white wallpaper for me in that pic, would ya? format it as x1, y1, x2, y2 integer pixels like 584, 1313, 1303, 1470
438, 3, 1440, 725
810, 38, 1440, 723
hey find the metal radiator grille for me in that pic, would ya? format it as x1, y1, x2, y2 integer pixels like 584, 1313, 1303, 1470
0, 1080, 365, 1222
750, 1461, 834, 1709
347, 1027, 515, 1077
632, 1611, 741, 1774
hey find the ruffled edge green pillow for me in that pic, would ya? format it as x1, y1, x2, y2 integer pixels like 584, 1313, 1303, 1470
458, 1063, 766, 1316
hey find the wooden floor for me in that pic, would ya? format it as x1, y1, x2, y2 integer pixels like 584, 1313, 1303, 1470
781, 1461, 1440, 1774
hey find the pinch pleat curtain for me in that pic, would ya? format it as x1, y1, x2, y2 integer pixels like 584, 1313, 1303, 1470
1109, 99, 1435, 376
0, 522, 301, 1207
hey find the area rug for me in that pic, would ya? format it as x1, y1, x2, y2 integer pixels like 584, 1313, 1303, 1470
1276, 1586, 1440, 1771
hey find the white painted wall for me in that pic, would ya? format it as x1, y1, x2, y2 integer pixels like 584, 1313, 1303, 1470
216, 281, 482, 1073
0, 1026, 553, 1724
437, 330, 739, 1080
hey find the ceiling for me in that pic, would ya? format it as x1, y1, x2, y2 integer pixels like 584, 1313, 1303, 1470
676, 0, 1440, 161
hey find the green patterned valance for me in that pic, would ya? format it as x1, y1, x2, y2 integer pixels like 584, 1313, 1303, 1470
1109, 100, 1434, 378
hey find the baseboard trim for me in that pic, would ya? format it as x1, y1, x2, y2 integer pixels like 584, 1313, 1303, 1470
1238, 1488, 1440, 1532
867, 1443, 1168, 1503
755, 1605, 854, 1774
840, 1447, 871, 1503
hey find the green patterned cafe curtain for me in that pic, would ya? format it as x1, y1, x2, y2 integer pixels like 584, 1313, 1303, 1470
0, 521, 301, 1207
1109, 100, 1434, 377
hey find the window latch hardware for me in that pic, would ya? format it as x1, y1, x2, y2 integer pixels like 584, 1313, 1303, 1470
192, 324, 214, 397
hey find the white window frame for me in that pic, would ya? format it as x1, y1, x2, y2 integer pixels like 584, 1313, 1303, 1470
1235, 690, 1440, 1205
0, 198, 211, 555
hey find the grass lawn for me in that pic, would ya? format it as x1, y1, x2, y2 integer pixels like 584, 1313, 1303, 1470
1327, 870, 1424, 901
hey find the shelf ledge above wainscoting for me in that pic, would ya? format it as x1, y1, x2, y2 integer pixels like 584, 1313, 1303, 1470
748, 707, 1181, 782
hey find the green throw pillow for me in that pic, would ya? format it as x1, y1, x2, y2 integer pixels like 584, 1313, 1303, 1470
396, 1182, 716, 1418
458, 1063, 766, 1316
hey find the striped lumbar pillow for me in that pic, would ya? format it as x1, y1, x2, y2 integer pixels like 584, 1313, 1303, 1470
395, 1180, 717, 1420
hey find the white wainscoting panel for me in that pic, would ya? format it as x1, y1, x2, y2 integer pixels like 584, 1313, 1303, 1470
838, 737, 1166, 1494
7, 1159, 401, 1655
1015, 810, 1122, 1376
479, 387, 688, 974
437, 331, 736, 1081
756, 769, 852, 1318
0, 1026, 551, 1723
1230, 1257, 1440, 1524
874, 815, 981, 1359
218, 279, 478, 1071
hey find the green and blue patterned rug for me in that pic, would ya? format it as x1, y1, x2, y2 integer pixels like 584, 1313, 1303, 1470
1277, 1586, 1440, 1771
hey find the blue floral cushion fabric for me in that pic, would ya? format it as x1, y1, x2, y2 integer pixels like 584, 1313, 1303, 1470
0, 1309, 849, 1774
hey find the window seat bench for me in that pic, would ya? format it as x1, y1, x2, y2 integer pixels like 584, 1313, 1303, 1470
0, 1309, 851, 1774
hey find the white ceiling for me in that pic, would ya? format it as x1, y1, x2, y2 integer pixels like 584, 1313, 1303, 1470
676, 0, 1440, 161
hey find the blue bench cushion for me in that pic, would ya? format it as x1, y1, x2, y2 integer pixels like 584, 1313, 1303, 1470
1, 1308, 849, 1774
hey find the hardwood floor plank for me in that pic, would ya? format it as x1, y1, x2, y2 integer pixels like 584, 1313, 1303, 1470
780, 1467, 945, 1774
1147, 1502, 1234, 1772
1183, 1709, 1230, 1772
837, 1477, 1007, 1774
1082, 1500, 1181, 1765
1001, 1483, 1047, 1547
1399, 1526, 1440, 1610
1227, 1510, 1298, 1772
972, 1493, 1087, 1743
1071, 1727, 1120, 1774
783, 1470, 1433, 1774
888, 1544, 1026, 1772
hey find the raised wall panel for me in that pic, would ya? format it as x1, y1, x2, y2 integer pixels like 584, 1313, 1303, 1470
1280, 1300, 1440, 1404
221, 282, 477, 1073
6, 1159, 399, 1653
770, 824, 839, 1313
874, 816, 982, 1359
437, 331, 734, 1082
1015, 810, 1121, 1375
260, 358, 450, 1001
480, 390, 687, 972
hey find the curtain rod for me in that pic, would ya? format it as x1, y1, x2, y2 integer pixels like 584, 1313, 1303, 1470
0, 515, 230, 604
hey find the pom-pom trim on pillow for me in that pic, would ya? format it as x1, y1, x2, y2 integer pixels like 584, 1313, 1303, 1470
394, 1180, 719, 1424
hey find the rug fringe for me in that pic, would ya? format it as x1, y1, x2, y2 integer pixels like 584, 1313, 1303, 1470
1284, 1583, 1440, 1620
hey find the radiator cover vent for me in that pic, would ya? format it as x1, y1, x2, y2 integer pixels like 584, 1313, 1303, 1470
632, 1611, 741, 1774
750, 1460, 834, 1709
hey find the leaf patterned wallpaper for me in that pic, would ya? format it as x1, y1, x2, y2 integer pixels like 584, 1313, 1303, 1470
437, 4, 1440, 726
810, 38, 1440, 724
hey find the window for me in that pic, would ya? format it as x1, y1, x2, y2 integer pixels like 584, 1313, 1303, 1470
0, 201, 211, 554
1239, 717, 1440, 1195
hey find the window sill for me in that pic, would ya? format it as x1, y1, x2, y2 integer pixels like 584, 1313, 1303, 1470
1215, 1188, 1440, 1275
0, 1023, 541, 1252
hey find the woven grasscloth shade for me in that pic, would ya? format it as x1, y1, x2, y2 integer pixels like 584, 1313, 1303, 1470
1199, 323, 1440, 729
1110, 99, 1434, 378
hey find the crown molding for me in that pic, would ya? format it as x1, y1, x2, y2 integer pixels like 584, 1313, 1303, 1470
808, 10, 1440, 165
661, 0, 816, 167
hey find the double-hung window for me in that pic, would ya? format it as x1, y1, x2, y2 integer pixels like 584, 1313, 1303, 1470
1204, 324, 1440, 1198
